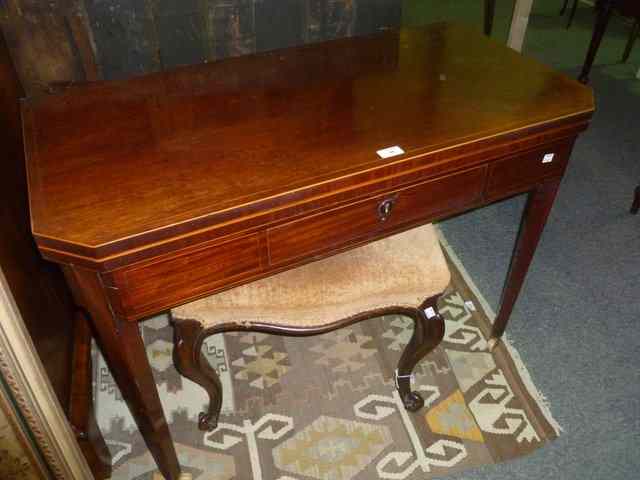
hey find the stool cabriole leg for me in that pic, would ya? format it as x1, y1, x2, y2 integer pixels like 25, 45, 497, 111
171, 318, 223, 431
396, 296, 445, 412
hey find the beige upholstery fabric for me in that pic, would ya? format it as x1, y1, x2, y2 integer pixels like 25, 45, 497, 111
171, 224, 450, 329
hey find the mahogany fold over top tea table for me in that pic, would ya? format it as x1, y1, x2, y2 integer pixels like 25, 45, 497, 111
22, 23, 593, 480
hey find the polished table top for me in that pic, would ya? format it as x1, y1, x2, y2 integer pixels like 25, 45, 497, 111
23, 23, 593, 265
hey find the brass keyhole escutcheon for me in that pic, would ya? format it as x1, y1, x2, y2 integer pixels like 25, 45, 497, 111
378, 198, 396, 222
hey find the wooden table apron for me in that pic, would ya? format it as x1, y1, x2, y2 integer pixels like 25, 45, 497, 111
23, 25, 593, 480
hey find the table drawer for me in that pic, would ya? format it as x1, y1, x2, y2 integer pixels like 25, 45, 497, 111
267, 166, 486, 266
486, 142, 572, 197
110, 233, 263, 317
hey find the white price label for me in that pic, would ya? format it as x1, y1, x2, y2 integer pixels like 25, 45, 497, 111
376, 145, 405, 159
424, 306, 437, 319
542, 153, 554, 164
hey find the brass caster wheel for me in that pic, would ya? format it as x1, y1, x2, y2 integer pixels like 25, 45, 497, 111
402, 391, 425, 412
198, 412, 218, 432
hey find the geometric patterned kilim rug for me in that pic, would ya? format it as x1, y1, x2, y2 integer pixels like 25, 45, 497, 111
93, 231, 561, 480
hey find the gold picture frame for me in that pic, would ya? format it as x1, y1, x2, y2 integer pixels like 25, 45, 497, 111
0, 268, 94, 479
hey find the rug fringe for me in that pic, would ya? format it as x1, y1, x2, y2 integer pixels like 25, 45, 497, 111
435, 226, 563, 436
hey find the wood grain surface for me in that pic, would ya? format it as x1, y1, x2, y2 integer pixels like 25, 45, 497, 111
24, 23, 594, 267
267, 166, 486, 266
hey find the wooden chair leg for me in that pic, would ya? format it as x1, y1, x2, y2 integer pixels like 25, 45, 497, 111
622, 20, 639, 63
171, 317, 223, 431
484, 0, 496, 37
579, 0, 615, 83
395, 296, 445, 412
567, 0, 579, 28
631, 184, 640, 214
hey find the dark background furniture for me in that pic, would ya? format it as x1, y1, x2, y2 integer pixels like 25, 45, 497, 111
564, 0, 640, 83
565, 0, 640, 213
0, 0, 501, 97
485, 0, 497, 35
0, 0, 402, 96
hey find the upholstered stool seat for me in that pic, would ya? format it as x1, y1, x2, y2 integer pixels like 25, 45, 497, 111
171, 224, 450, 431
172, 224, 450, 330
